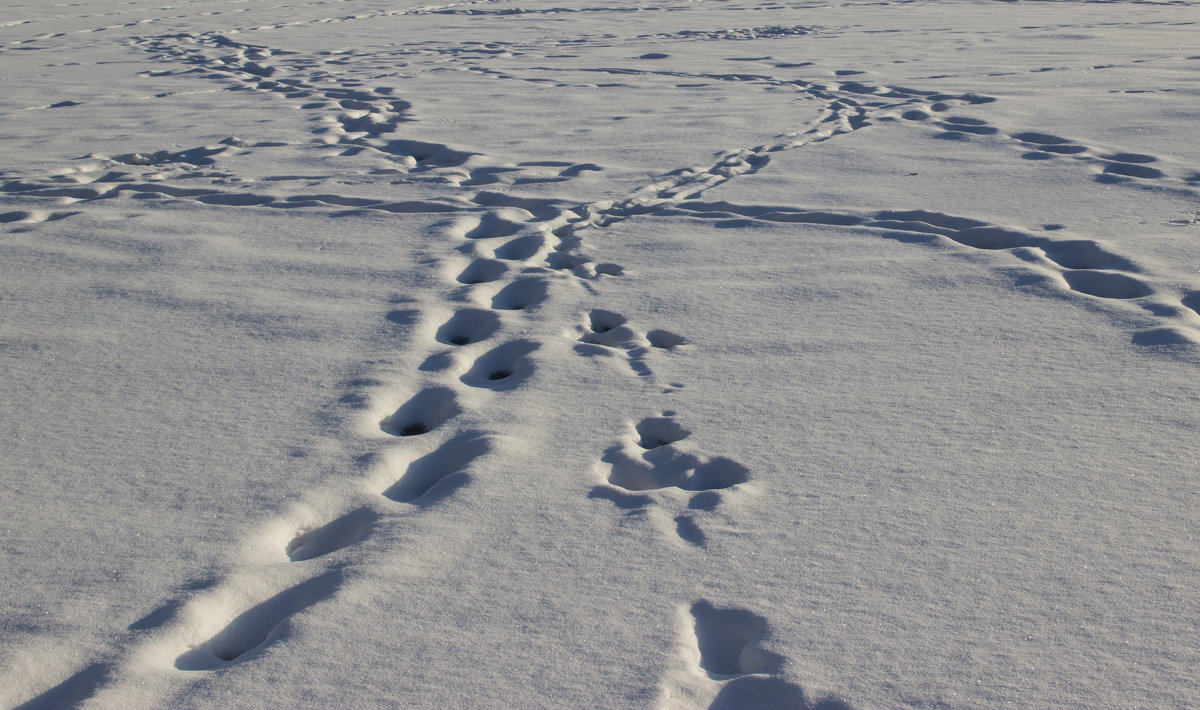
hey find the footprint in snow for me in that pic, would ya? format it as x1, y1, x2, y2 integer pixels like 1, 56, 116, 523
450, 210, 527, 241
286, 507, 378, 562
383, 432, 491, 504
656, 601, 853, 709
459, 339, 539, 390
491, 233, 546, 261
691, 600, 783, 679
490, 277, 548, 311
604, 415, 748, 493
456, 258, 508, 285
436, 308, 500, 346
592, 415, 748, 547
175, 570, 343, 671
380, 386, 459, 437
574, 309, 688, 377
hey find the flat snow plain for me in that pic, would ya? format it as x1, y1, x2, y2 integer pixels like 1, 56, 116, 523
2, 0, 1199, 707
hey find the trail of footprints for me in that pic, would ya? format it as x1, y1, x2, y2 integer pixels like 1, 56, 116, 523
899, 107, 1200, 187
127, 32, 609, 188
587, 415, 837, 704
153, 205, 563, 674
658, 201, 1200, 344
109, 176, 688, 676
10, 15, 1200, 708
2, 31, 608, 209
108, 32, 1193, 342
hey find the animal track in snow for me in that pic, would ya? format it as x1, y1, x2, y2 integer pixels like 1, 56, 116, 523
673, 515, 707, 547
22, 13, 1195, 704
574, 309, 688, 377
1061, 269, 1153, 300
382, 433, 491, 503
0, 209, 79, 225
460, 339, 540, 390
491, 77, 984, 261
4, 40, 1020, 271
635, 417, 690, 449
456, 258, 508, 285
580, 309, 641, 348
490, 277, 548, 311
4, 14, 1005, 705
133, 33, 415, 154
1011, 131, 1089, 156
934, 115, 997, 136
1181, 291, 1200, 319
12, 661, 113, 710
863, 210, 1165, 307
658, 600, 848, 708
593, 415, 748, 546
900, 111, 1191, 186
454, 211, 527, 240
537, 219, 625, 281
0, 167, 472, 217
604, 445, 750, 493
492, 233, 547, 261
604, 414, 744, 494
285, 507, 378, 562
436, 308, 501, 346
1100, 154, 1166, 181
120, 33, 618, 191
691, 600, 783, 678
379, 386, 460, 437
647, 329, 688, 349
667, 201, 1198, 345
174, 570, 343, 671
1018, 133, 1174, 182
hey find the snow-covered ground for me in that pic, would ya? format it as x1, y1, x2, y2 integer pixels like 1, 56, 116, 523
2, 0, 1199, 707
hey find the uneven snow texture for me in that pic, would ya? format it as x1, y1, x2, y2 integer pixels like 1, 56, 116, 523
2, 0, 1199, 708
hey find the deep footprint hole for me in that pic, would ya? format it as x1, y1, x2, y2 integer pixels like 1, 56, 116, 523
461, 340, 539, 390
589, 308, 627, 333
457, 259, 507, 284
635, 417, 690, 449
436, 308, 500, 347
690, 600, 782, 677
493, 233, 545, 260
491, 278, 548, 311
380, 386, 459, 437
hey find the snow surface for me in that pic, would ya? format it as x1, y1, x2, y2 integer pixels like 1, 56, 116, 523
2, 0, 1199, 707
